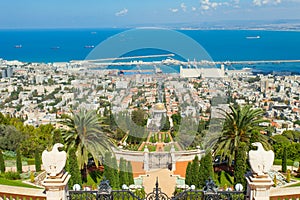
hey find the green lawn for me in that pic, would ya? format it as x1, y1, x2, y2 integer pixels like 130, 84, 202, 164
0, 177, 41, 189
287, 182, 300, 187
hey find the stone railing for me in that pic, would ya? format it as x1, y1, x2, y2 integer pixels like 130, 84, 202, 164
270, 186, 300, 200
0, 185, 46, 200
35, 171, 47, 186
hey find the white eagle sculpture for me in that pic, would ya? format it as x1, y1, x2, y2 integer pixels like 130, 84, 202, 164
42, 143, 67, 178
249, 142, 274, 176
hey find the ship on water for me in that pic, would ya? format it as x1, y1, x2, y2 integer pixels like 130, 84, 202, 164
246, 36, 260, 39
14, 44, 22, 48
84, 45, 95, 48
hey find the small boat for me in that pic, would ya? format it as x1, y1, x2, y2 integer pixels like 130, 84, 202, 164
14, 44, 22, 48
91, 31, 97, 34
84, 45, 95, 48
51, 46, 60, 50
246, 36, 260, 39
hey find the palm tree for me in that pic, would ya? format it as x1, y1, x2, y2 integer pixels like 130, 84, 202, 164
214, 104, 269, 165
62, 109, 113, 170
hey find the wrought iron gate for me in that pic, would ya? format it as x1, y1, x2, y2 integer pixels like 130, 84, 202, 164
149, 152, 171, 170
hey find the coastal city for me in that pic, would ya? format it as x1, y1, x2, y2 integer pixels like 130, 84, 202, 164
1, 52, 300, 199
1, 0, 300, 200
1, 59, 300, 136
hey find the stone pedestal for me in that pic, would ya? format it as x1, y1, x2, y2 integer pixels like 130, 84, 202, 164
144, 146, 149, 171
170, 145, 176, 171
246, 174, 273, 200
42, 172, 71, 200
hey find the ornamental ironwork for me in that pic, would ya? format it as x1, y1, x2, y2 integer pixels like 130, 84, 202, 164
67, 178, 245, 200
146, 177, 169, 200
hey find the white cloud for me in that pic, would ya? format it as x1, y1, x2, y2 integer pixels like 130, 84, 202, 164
201, 5, 210, 10
181, 3, 187, 12
169, 8, 179, 13
200, 0, 230, 10
191, 6, 197, 11
115, 8, 128, 17
253, 0, 282, 6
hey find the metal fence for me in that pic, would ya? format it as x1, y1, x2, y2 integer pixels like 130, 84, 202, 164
67, 178, 245, 200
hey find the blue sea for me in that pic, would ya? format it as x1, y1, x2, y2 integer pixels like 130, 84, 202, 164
1, 28, 300, 73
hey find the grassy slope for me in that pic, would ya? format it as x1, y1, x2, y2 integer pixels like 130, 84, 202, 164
0, 178, 41, 189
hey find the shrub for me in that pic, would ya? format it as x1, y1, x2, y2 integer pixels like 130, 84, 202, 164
286, 169, 291, 183
0, 150, 5, 173
27, 158, 35, 165
4, 171, 21, 180
134, 188, 146, 199
30, 171, 35, 183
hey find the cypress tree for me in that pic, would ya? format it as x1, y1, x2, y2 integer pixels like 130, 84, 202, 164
103, 152, 113, 183
16, 148, 22, 174
111, 155, 119, 189
0, 150, 5, 173
103, 152, 120, 188
234, 142, 247, 188
68, 148, 82, 187
191, 156, 199, 187
204, 152, 214, 180
34, 149, 41, 172
199, 152, 214, 188
127, 160, 134, 185
185, 162, 192, 185
161, 115, 170, 131
119, 158, 128, 186
198, 156, 206, 188
282, 147, 287, 173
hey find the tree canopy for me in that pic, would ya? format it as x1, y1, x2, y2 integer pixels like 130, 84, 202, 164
62, 109, 113, 169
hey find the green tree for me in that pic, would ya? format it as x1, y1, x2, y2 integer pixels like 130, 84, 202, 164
234, 142, 247, 188
103, 152, 113, 182
161, 115, 170, 131
0, 150, 5, 173
111, 156, 119, 189
0, 113, 9, 125
282, 147, 287, 173
171, 113, 181, 132
52, 129, 64, 145
34, 149, 41, 172
103, 152, 119, 188
119, 158, 128, 186
62, 109, 113, 170
198, 152, 214, 188
185, 162, 192, 186
271, 135, 290, 159
16, 148, 22, 174
68, 148, 82, 187
0, 125, 24, 151
214, 105, 269, 165
127, 161, 134, 185
131, 109, 147, 126
190, 156, 199, 187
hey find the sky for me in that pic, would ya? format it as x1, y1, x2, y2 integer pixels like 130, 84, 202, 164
0, 0, 300, 28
